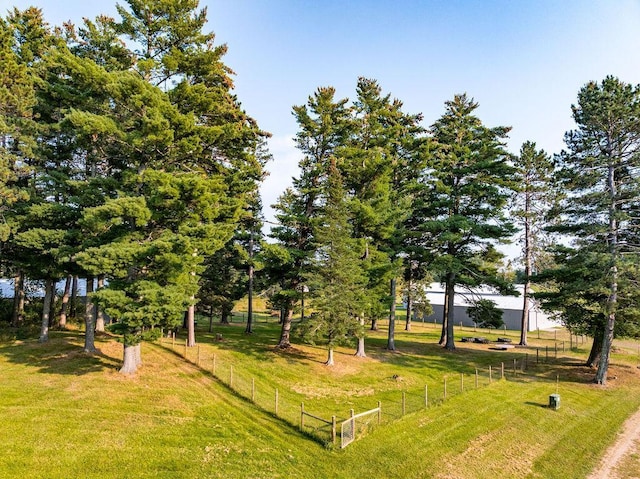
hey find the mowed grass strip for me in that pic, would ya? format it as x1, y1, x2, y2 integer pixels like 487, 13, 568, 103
1, 322, 639, 478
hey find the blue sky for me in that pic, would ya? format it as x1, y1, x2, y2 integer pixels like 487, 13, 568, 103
5, 0, 640, 249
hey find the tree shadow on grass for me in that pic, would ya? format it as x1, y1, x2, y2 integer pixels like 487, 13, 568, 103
525, 401, 551, 408
0, 330, 121, 375
192, 321, 319, 364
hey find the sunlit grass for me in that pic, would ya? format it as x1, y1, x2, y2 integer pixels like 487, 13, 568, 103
1, 319, 639, 478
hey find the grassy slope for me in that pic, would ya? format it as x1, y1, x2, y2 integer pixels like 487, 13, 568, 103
1, 321, 639, 479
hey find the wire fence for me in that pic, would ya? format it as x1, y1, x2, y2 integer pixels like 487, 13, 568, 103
158, 335, 568, 448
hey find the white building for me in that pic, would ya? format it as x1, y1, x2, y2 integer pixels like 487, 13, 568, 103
418, 283, 559, 331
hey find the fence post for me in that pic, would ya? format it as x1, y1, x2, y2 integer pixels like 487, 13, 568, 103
300, 403, 304, 430
275, 388, 279, 416
332, 416, 336, 444
378, 401, 382, 424
513, 358, 517, 376
350, 408, 355, 436
489, 365, 492, 383
475, 369, 478, 388
402, 392, 406, 416
172, 333, 175, 349
252, 378, 255, 402
501, 362, 504, 379
525, 353, 528, 371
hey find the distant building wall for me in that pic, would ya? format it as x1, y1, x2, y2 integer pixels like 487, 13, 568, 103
418, 304, 557, 331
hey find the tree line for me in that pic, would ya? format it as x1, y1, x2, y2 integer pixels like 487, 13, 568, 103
1, 1, 638, 384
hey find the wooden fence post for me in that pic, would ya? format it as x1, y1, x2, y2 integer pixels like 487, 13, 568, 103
300, 403, 305, 430
475, 369, 478, 388
402, 392, 406, 416
332, 416, 336, 444
501, 362, 504, 379
489, 366, 492, 383
513, 358, 517, 376
378, 401, 382, 424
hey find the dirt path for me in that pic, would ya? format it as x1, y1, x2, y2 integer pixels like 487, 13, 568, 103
588, 406, 640, 479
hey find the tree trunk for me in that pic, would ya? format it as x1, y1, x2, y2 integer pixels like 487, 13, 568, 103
387, 277, 396, 351
355, 314, 366, 358
70, 275, 78, 318
220, 308, 230, 324
208, 304, 214, 333
94, 275, 105, 332
520, 201, 532, 346
84, 277, 96, 353
439, 288, 449, 345
59, 274, 72, 329
39, 279, 54, 343
586, 324, 604, 368
134, 342, 142, 367
387, 277, 397, 351
276, 306, 293, 349
405, 285, 412, 332
49, 286, 57, 328
595, 161, 619, 385
11, 270, 25, 327
325, 346, 335, 366
444, 275, 456, 350
120, 342, 138, 374
186, 301, 196, 347
370, 318, 378, 331
245, 230, 254, 334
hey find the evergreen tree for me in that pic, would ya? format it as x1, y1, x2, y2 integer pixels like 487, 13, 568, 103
552, 76, 640, 384
62, 0, 266, 371
416, 94, 516, 350
269, 87, 352, 349
300, 159, 366, 365
535, 246, 640, 367
339, 77, 426, 351
512, 141, 554, 345
0, 16, 33, 242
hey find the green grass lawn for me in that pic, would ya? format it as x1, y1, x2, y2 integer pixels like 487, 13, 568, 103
1, 319, 639, 478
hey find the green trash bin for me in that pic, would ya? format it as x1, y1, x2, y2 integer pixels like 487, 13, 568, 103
549, 394, 560, 410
